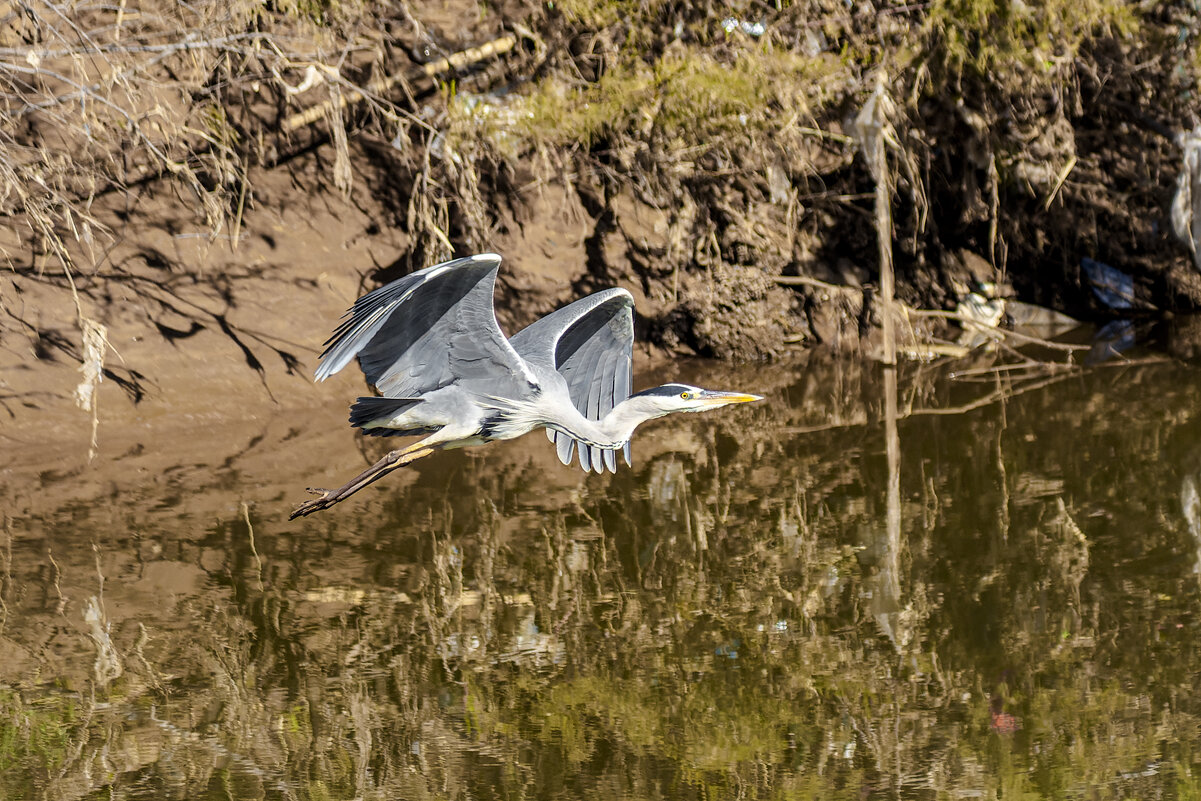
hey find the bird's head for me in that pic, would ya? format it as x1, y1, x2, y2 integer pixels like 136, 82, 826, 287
628, 383, 763, 418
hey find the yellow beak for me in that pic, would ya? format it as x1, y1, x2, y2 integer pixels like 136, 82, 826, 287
697, 390, 764, 405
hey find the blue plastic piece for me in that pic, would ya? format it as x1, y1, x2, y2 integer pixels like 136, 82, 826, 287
1081, 258, 1135, 310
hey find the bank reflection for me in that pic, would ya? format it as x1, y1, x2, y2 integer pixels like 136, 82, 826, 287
2, 357, 1201, 800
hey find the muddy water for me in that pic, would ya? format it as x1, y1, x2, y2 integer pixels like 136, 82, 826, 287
3, 356, 1201, 800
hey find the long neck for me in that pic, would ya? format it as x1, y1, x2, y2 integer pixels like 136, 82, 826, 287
545, 396, 667, 448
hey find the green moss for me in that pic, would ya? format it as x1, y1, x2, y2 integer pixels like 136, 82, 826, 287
552, 0, 668, 27
927, 0, 1137, 79
273, 0, 348, 25
514, 45, 839, 148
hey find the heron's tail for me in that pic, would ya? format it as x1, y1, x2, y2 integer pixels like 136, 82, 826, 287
349, 397, 431, 438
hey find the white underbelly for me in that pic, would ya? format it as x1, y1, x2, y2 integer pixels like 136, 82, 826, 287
441, 436, 489, 450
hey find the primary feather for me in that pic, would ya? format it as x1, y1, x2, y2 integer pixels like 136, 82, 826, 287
509, 288, 634, 472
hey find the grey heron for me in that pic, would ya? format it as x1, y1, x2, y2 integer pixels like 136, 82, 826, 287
290, 253, 762, 519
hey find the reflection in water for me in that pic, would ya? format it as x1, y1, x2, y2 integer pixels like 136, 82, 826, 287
1184, 474, 1201, 581
870, 364, 904, 651
4, 357, 1201, 799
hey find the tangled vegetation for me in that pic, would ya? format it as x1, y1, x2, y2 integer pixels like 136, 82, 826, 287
2, 0, 1200, 369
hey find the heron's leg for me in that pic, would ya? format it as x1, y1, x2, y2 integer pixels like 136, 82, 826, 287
289, 443, 435, 520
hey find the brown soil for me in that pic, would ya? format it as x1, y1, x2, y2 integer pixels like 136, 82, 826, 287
0, 146, 677, 508
3, 0, 1200, 501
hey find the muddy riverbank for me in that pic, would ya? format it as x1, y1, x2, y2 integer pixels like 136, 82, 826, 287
5, 5, 1201, 794
3, 0, 1201, 460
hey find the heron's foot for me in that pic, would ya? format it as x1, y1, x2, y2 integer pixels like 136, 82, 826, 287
304, 486, 330, 496
287, 446, 436, 521
289, 491, 334, 520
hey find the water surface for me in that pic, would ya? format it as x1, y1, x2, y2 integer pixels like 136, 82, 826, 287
3, 355, 1201, 799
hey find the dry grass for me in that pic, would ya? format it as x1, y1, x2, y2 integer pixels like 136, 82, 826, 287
515, 44, 840, 147
0, 0, 433, 445
0, 1, 355, 262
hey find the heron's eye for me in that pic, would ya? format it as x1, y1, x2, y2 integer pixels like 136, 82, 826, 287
680, 391, 690, 400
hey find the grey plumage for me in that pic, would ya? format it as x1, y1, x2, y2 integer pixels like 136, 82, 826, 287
289, 253, 761, 519
509, 287, 634, 472
317, 254, 534, 399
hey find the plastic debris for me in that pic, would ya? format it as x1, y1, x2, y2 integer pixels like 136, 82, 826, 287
1171, 125, 1201, 271
721, 17, 766, 37
1086, 319, 1136, 365
955, 291, 1004, 349
1005, 300, 1079, 337
1081, 257, 1137, 310
956, 292, 1005, 328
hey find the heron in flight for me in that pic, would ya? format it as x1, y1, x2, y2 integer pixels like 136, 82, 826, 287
290, 253, 762, 519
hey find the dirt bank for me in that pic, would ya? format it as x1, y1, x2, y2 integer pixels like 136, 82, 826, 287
2, 0, 1201, 469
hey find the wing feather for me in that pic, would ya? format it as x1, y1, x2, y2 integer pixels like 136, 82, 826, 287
556, 432, 576, 465
587, 444, 602, 473
579, 338, 606, 473
509, 289, 635, 473
597, 349, 620, 474
313, 254, 534, 401
616, 349, 632, 467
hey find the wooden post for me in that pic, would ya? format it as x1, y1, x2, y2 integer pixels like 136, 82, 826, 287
853, 78, 897, 366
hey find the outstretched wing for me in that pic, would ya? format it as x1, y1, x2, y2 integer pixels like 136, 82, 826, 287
315, 253, 537, 399
509, 288, 634, 473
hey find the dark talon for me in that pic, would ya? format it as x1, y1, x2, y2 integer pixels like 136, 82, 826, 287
289, 498, 326, 520
288, 447, 432, 521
